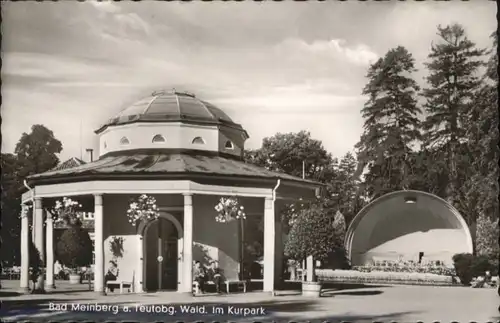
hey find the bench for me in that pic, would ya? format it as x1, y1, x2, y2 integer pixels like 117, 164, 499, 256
106, 280, 132, 294
192, 280, 247, 294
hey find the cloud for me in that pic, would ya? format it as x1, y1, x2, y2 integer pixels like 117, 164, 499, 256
0, 1, 496, 163
276, 38, 378, 67
87, 1, 121, 14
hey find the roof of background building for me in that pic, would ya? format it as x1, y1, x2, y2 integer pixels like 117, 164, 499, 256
50, 157, 86, 171
95, 90, 247, 136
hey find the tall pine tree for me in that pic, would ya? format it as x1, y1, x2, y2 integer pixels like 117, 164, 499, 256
422, 24, 486, 221
465, 31, 498, 223
355, 46, 422, 199
331, 152, 365, 224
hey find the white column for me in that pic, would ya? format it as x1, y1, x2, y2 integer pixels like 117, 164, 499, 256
306, 255, 314, 282
263, 197, 275, 293
45, 211, 55, 290
34, 198, 45, 291
31, 207, 36, 243
20, 204, 30, 293
136, 234, 144, 293
94, 194, 105, 294
181, 193, 193, 293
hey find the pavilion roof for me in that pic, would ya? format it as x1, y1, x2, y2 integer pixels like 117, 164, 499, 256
27, 149, 322, 188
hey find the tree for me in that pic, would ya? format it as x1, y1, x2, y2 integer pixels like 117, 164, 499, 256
421, 24, 486, 218
355, 46, 422, 199
1, 125, 63, 266
475, 212, 499, 259
245, 131, 336, 183
15, 124, 63, 178
330, 152, 366, 224
464, 31, 499, 226
56, 225, 93, 274
244, 131, 337, 231
284, 204, 341, 281
1, 153, 23, 266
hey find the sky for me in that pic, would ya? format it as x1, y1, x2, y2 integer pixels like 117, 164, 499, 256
1, 1, 496, 162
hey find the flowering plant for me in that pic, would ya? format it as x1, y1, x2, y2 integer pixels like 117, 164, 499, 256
352, 260, 456, 276
53, 197, 83, 226
126, 194, 160, 227
214, 197, 246, 223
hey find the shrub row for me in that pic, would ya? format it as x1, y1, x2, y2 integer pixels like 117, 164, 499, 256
316, 269, 456, 286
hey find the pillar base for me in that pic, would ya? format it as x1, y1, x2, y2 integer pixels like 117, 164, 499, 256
95, 291, 106, 296
19, 287, 30, 294
45, 284, 56, 290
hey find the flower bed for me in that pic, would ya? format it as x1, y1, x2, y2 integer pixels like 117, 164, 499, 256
352, 262, 456, 276
316, 269, 457, 286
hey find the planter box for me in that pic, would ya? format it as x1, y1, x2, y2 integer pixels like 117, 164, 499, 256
302, 281, 322, 297
69, 274, 81, 285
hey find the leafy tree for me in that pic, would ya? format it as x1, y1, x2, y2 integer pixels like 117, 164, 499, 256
475, 212, 499, 259
464, 31, 499, 226
15, 124, 63, 178
0, 125, 63, 266
56, 225, 93, 274
284, 204, 341, 281
1, 153, 23, 266
244, 131, 338, 231
245, 131, 336, 182
421, 24, 486, 217
355, 46, 422, 199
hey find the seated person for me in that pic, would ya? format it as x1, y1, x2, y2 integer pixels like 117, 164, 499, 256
105, 260, 119, 292
207, 261, 224, 293
193, 261, 206, 294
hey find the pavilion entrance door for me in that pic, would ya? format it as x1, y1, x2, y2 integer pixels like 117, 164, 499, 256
145, 217, 179, 292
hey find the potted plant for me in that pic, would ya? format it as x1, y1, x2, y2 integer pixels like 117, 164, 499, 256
284, 203, 341, 297
56, 224, 93, 284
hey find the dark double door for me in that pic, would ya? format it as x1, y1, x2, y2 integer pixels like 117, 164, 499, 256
145, 218, 178, 291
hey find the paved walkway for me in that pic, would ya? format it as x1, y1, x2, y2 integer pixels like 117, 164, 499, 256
1, 280, 498, 322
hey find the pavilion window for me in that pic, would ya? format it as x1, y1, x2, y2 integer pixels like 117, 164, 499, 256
120, 137, 130, 146
192, 137, 205, 145
224, 140, 234, 149
152, 134, 166, 144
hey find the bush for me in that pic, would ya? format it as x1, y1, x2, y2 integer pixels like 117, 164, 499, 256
56, 226, 93, 274
471, 254, 498, 277
452, 253, 498, 285
452, 253, 475, 285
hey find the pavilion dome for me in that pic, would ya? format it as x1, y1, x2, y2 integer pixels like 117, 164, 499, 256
95, 90, 249, 159
95, 90, 244, 134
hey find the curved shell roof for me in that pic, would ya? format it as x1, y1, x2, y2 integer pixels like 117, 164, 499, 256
95, 90, 245, 134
